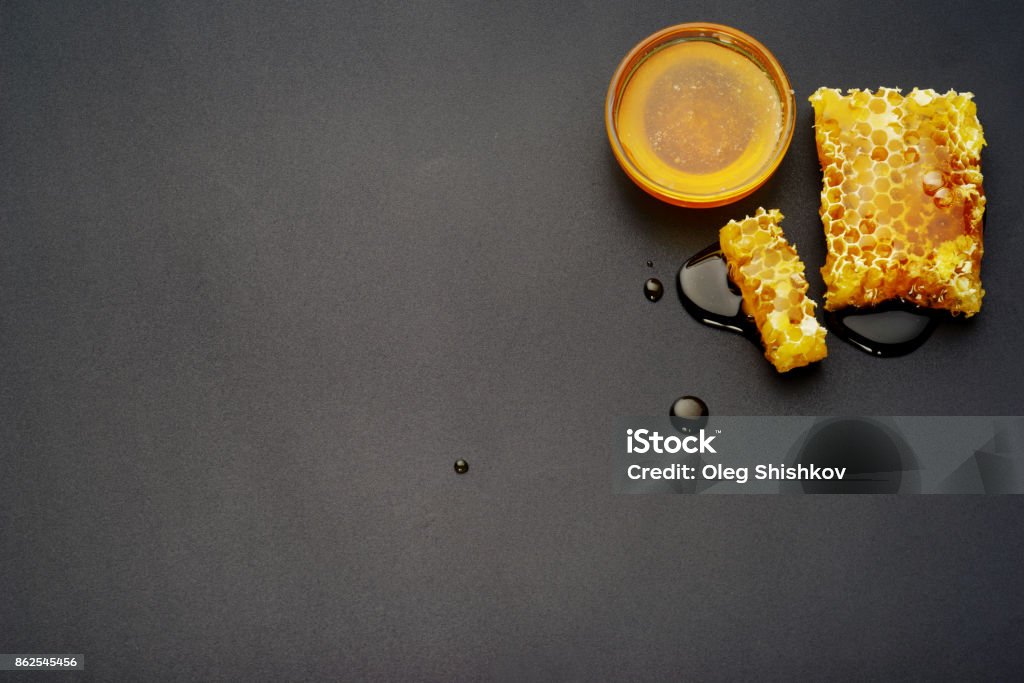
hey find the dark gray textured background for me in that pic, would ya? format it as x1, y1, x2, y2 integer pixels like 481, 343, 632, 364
2, 1, 1023, 680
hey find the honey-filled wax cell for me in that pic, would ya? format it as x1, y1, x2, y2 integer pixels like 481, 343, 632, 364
609, 28, 792, 206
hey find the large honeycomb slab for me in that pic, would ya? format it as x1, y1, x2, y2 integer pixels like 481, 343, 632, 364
809, 87, 986, 316
719, 208, 828, 373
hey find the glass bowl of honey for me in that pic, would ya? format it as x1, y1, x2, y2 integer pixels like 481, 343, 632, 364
606, 23, 796, 208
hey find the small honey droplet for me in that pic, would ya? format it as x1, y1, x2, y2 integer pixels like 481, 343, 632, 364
644, 278, 664, 302
454, 459, 469, 474
670, 395, 708, 418
670, 395, 709, 433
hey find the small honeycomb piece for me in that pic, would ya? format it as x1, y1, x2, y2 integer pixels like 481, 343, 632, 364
810, 87, 986, 315
719, 208, 828, 373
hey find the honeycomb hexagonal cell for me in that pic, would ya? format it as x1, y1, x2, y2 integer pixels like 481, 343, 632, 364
809, 87, 986, 316
719, 208, 828, 373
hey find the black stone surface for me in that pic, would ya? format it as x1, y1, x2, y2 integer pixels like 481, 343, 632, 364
2, 1, 1023, 679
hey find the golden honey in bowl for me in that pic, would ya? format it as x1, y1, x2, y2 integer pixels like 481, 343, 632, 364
606, 24, 795, 207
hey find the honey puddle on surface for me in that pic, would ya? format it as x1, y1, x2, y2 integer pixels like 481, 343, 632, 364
676, 245, 940, 357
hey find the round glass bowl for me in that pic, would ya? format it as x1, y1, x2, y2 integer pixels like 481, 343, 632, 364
606, 23, 796, 208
